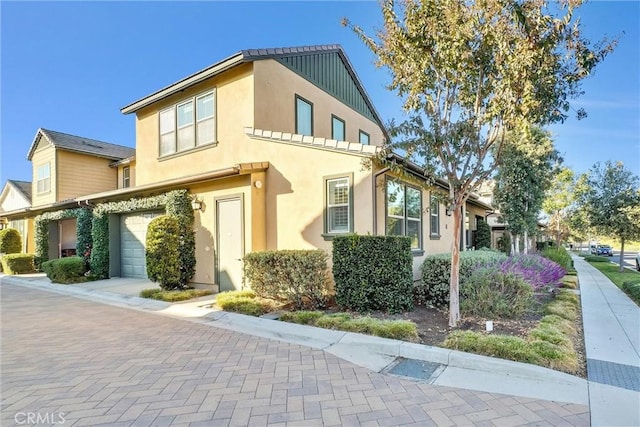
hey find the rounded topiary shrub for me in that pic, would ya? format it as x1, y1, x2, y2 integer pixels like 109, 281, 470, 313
0, 228, 22, 254
146, 215, 182, 290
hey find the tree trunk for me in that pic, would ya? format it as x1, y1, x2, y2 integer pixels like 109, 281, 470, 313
449, 204, 462, 327
555, 210, 561, 247
524, 229, 529, 254
620, 237, 625, 273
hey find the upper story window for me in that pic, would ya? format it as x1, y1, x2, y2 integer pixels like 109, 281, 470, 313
430, 194, 440, 237
332, 115, 345, 141
324, 175, 352, 235
386, 180, 422, 250
36, 163, 51, 194
159, 90, 216, 157
295, 95, 313, 136
359, 130, 370, 145
123, 167, 131, 188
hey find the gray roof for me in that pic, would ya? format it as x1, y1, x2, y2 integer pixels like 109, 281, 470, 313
27, 128, 135, 161
8, 180, 32, 202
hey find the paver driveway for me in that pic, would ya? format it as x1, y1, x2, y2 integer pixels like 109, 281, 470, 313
1, 284, 589, 426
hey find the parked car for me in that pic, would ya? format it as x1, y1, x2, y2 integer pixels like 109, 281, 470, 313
590, 244, 597, 254
596, 244, 613, 257
636, 252, 640, 271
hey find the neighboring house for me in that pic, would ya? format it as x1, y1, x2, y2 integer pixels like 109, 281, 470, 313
1, 128, 134, 259
2, 44, 493, 290
0, 180, 34, 253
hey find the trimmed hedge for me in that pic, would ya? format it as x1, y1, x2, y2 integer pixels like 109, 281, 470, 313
243, 250, 329, 309
332, 235, 413, 313
475, 220, 491, 249
418, 249, 507, 307
41, 257, 86, 284
584, 255, 610, 262
1, 254, 36, 274
542, 246, 573, 271
146, 215, 182, 290
0, 228, 22, 254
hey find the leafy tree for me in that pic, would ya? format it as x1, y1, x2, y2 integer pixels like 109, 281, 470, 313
543, 167, 575, 246
345, 0, 615, 326
576, 161, 640, 272
493, 127, 558, 254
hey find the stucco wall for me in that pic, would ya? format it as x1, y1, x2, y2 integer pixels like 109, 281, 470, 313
253, 59, 385, 145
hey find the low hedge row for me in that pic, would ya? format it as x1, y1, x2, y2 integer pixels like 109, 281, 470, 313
622, 280, 640, 305
41, 256, 86, 284
0, 254, 35, 275
243, 250, 329, 309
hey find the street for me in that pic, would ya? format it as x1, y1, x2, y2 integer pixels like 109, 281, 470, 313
0, 284, 590, 426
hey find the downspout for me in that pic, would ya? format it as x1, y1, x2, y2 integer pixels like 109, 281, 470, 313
372, 167, 390, 235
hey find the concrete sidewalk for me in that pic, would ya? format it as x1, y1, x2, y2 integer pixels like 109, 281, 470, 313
572, 256, 640, 427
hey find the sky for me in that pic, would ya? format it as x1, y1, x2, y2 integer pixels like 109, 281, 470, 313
1, 1, 639, 186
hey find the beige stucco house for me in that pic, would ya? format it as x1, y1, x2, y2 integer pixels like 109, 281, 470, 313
2, 45, 492, 290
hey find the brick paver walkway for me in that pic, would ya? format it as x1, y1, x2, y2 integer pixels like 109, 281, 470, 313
1, 285, 589, 426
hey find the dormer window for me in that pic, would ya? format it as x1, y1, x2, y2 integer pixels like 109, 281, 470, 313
36, 163, 51, 194
123, 166, 131, 188
159, 90, 216, 157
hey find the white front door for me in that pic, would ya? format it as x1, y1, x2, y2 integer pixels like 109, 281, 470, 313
216, 197, 244, 291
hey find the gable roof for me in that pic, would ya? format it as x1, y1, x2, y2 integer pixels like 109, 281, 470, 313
120, 44, 390, 142
26, 128, 135, 161
8, 180, 32, 202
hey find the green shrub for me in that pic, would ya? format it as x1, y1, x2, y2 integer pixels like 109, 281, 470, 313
139, 288, 212, 302
542, 247, 573, 270
0, 228, 22, 254
244, 250, 329, 309
0, 254, 35, 274
460, 268, 533, 318
279, 311, 324, 324
41, 256, 86, 284
332, 235, 413, 313
418, 249, 507, 307
622, 280, 640, 305
146, 215, 182, 290
497, 233, 511, 255
475, 220, 491, 249
561, 276, 578, 289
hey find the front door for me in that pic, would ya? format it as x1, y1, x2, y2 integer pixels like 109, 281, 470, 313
216, 196, 244, 291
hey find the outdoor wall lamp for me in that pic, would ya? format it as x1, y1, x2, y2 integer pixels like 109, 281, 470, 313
191, 198, 203, 211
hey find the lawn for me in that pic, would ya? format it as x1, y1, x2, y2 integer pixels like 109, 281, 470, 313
586, 261, 640, 289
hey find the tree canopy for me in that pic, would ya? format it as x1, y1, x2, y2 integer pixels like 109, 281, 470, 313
346, 0, 616, 326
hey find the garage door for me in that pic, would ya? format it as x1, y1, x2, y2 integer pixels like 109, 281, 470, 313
120, 211, 162, 278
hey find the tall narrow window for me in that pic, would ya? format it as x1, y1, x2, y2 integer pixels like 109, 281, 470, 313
296, 95, 313, 136
325, 176, 352, 234
196, 91, 215, 146
123, 167, 131, 188
177, 100, 195, 151
386, 180, 422, 250
332, 115, 345, 141
359, 130, 370, 145
430, 194, 440, 236
37, 163, 50, 194
159, 108, 176, 156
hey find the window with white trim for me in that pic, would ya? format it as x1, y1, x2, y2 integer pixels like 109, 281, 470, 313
325, 176, 351, 234
159, 90, 216, 157
386, 180, 422, 249
430, 194, 440, 236
123, 167, 131, 188
37, 163, 51, 194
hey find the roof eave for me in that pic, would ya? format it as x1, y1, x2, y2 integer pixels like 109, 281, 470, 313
120, 52, 245, 114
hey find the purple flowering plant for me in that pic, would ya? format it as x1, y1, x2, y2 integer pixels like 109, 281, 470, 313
487, 254, 566, 291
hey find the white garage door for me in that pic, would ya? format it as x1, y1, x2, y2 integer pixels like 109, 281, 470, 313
120, 211, 162, 278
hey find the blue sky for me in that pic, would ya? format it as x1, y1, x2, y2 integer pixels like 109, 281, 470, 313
1, 1, 638, 186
